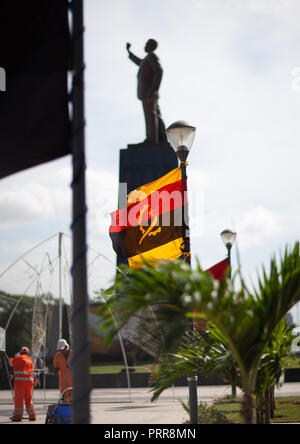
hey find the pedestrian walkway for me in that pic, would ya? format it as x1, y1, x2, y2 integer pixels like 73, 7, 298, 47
0, 383, 300, 424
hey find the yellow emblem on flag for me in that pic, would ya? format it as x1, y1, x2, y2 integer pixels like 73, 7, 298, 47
138, 204, 161, 245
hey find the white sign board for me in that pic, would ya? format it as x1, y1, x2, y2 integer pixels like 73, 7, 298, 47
0, 327, 5, 352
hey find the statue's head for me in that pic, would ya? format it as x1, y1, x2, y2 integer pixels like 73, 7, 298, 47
145, 39, 158, 53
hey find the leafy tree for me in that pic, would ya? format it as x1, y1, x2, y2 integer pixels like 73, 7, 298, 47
0, 292, 35, 356
0, 291, 54, 357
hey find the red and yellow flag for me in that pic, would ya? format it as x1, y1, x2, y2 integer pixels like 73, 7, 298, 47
109, 168, 186, 268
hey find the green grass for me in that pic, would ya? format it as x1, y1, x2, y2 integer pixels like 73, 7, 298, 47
212, 399, 243, 423
282, 356, 300, 368
89, 361, 157, 374
271, 397, 300, 422
213, 397, 300, 423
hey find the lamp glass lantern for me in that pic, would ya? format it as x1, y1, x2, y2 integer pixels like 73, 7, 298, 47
166, 120, 196, 162
220, 229, 236, 251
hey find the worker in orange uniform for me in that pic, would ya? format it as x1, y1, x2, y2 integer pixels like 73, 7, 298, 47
11, 347, 36, 422
53, 339, 73, 403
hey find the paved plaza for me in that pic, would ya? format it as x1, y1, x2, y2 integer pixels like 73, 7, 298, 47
0, 382, 300, 424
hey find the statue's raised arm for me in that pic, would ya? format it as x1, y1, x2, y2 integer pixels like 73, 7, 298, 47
126, 42, 142, 67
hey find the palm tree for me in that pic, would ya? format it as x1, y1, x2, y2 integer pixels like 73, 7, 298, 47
148, 318, 294, 423
100, 242, 300, 423
149, 326, 241, 402
255, 318, 295, 423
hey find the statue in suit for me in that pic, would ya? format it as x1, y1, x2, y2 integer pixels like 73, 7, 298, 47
126, 39, 167, 144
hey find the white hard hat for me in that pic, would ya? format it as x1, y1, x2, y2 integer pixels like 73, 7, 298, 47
57, 339, 69, 350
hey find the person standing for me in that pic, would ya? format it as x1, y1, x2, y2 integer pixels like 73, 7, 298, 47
11, 347, 36, 422
126, 39, 167, 144
53, 339, 72, 403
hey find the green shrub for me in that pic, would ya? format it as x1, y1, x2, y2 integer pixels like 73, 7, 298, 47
181, 400, 232, 424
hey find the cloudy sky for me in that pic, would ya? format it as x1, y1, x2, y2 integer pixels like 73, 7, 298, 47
0, 0, 300, 321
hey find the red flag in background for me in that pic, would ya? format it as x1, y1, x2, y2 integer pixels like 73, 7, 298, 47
206, 258, 229, 282
194, 258, 229, 331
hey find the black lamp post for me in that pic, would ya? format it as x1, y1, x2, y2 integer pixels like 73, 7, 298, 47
166, 121, 196, 264
166, 120, 198, 424
220, 228, 237, 397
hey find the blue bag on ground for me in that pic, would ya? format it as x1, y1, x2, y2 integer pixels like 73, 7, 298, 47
45, 403, 72, 424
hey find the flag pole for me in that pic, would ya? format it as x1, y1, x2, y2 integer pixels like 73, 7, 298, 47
180, 160, 198, 425
70, 0, 91, 424
180, 161, 191, 265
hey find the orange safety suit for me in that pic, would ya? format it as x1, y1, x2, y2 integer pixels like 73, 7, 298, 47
12, 353, 36, 421
53, 350, 73, 403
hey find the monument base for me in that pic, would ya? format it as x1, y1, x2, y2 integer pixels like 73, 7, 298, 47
127, 141, 169, 149
119, 143, 178, 194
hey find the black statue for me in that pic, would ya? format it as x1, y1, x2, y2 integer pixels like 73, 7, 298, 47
126, 39, 167, 145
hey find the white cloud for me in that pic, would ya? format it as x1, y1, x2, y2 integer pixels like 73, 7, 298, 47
236, 205, 281, 247
0, 163, 120, 238
0, 182, 70, 229
0, 167, 71, 229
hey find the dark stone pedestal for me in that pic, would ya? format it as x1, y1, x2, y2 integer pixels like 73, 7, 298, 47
119, 143, 178, 194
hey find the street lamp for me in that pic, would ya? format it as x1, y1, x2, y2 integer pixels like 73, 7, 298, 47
166, 121, 196, 265
166, 120, 196, 163
220, 229, 236, 274
166, 120, 198, 425
220, 228, 237, 397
